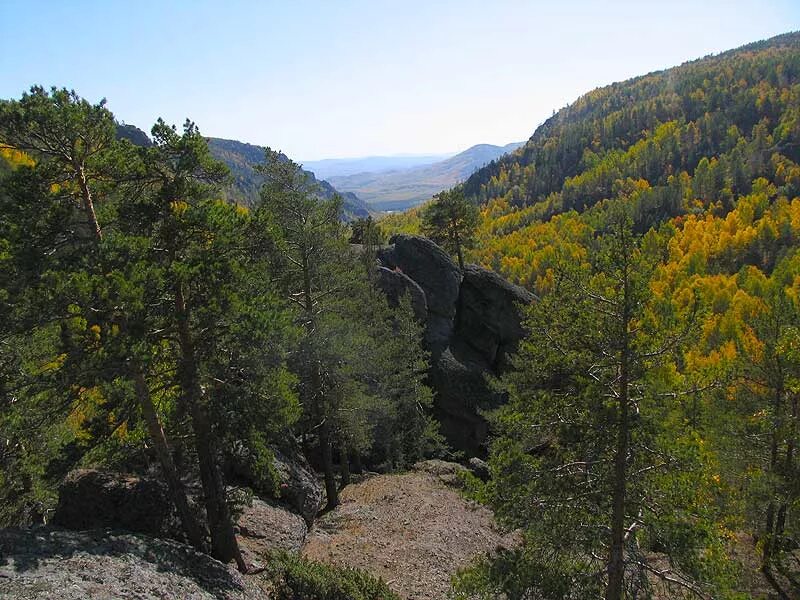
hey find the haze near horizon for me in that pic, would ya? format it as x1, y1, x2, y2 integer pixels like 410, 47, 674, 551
1, 0, 799, 160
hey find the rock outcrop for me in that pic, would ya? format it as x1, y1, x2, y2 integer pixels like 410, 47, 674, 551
378, 235, 462, 356
52, 469, 310, 562
0, 528, 260, 600
236, 498, 307, 566
224, 440, 324, 526
375, 235, 534, 454
457, 264, 534, 369
271, 446, 325, 525
52, 469, 172, 537
375, 266, 428, 322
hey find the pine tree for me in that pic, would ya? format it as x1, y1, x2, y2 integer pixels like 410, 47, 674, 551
421, 188, 478, 270
456, 212, 732, 599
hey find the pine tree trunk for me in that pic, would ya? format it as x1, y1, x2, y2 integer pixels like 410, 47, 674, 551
339, 444, 351, 488
762, 388, 782, 581
452, 218, 464, 271
76, 164, 103, 242
606, 370, 629, 600
351, 449, 363, 474
606, 266, 631, 600
133, 369, 207, 551
175, 284, 246, 572
320, 417, 339, 509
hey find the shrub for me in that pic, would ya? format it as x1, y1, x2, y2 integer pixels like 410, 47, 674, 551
266, 552, 400, 600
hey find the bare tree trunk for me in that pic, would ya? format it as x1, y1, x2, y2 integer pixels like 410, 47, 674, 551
175, 284, 246, 572
339, 444, 351, 488
320, 416, 339, 509
76, 164, 103, 242
606, 263, 631, 600
763, 389, 782, 568
452, 217, 464, 271
133, 369, 207, 551
351, 450, 363, 475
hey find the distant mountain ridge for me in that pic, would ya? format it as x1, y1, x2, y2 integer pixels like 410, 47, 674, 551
205, 137, 372, 219
114, 125, 371, 220
326, 142, 524, 211
301, 154, 453, 180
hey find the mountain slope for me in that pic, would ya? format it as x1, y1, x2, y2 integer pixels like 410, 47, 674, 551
114, 126, 370, 220
463, 31, 800, 224
328, 142, 524, 211
207, 137, 372, 220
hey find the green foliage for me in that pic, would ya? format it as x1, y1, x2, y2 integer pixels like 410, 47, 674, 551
255, 149, 438, 507
266, 552, 400, 600
421, 188, 478, 269
348, 216, 386, 246
456, 213, 737, 599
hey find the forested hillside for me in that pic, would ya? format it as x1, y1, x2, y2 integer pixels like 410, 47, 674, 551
464, 31, 800, 227
375, 31, 800, 598
207, 137, 372, 219
443, 31, 800, 599
116, 126, 372, 219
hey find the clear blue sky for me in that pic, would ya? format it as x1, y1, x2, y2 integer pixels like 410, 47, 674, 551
1, 1, 799, 160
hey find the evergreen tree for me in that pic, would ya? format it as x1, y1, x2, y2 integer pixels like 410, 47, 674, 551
420, 188, 478, 270
456, 212, 732, 599
256, 148, 354, 509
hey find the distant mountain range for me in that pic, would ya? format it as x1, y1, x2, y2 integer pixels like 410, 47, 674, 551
205, 137, 372, 220
324, 142, 525, 212
301, 154, 453, 180
118, 124, 521, 215
115, 125, 371, 220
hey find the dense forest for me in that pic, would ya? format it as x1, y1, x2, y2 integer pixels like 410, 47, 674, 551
2, 29, 800, 600
0, 88, 439, 595
378, 32, 800, 599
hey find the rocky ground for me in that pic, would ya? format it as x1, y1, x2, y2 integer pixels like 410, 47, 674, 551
0, 528, 267, 600
302, 461, 518, 600
0, 462, 514, 600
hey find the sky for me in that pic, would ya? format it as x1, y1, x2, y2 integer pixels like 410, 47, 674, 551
2, 1, 799, 161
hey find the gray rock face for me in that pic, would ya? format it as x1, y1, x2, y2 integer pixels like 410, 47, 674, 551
375, 236, 533, 454
375, 266, 428, 322
468, 457, 490, 481
378, 234, 462, 356
225, 441, 323, 526
53, 467, 313, 560
428, 346, 497, 454
0, 528, 257, 600
272, 447, 324, 525
457, 264, 535, 369
237, 498, 307, 567
52, 470, 172, 537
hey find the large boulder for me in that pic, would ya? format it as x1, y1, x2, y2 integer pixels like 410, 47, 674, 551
378, 234, 462, 356
224, 441, 323, 525
0, 528, 258, 600
53, 468, 312, 562
272, 447, 324, 525
375, 266, 427, 322
52, 469, 172, 537
374, 237, 535, 455
455, 264, 535, 368
236, 498, 307, 566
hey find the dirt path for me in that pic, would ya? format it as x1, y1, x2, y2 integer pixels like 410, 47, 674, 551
301, 461, 517, 599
